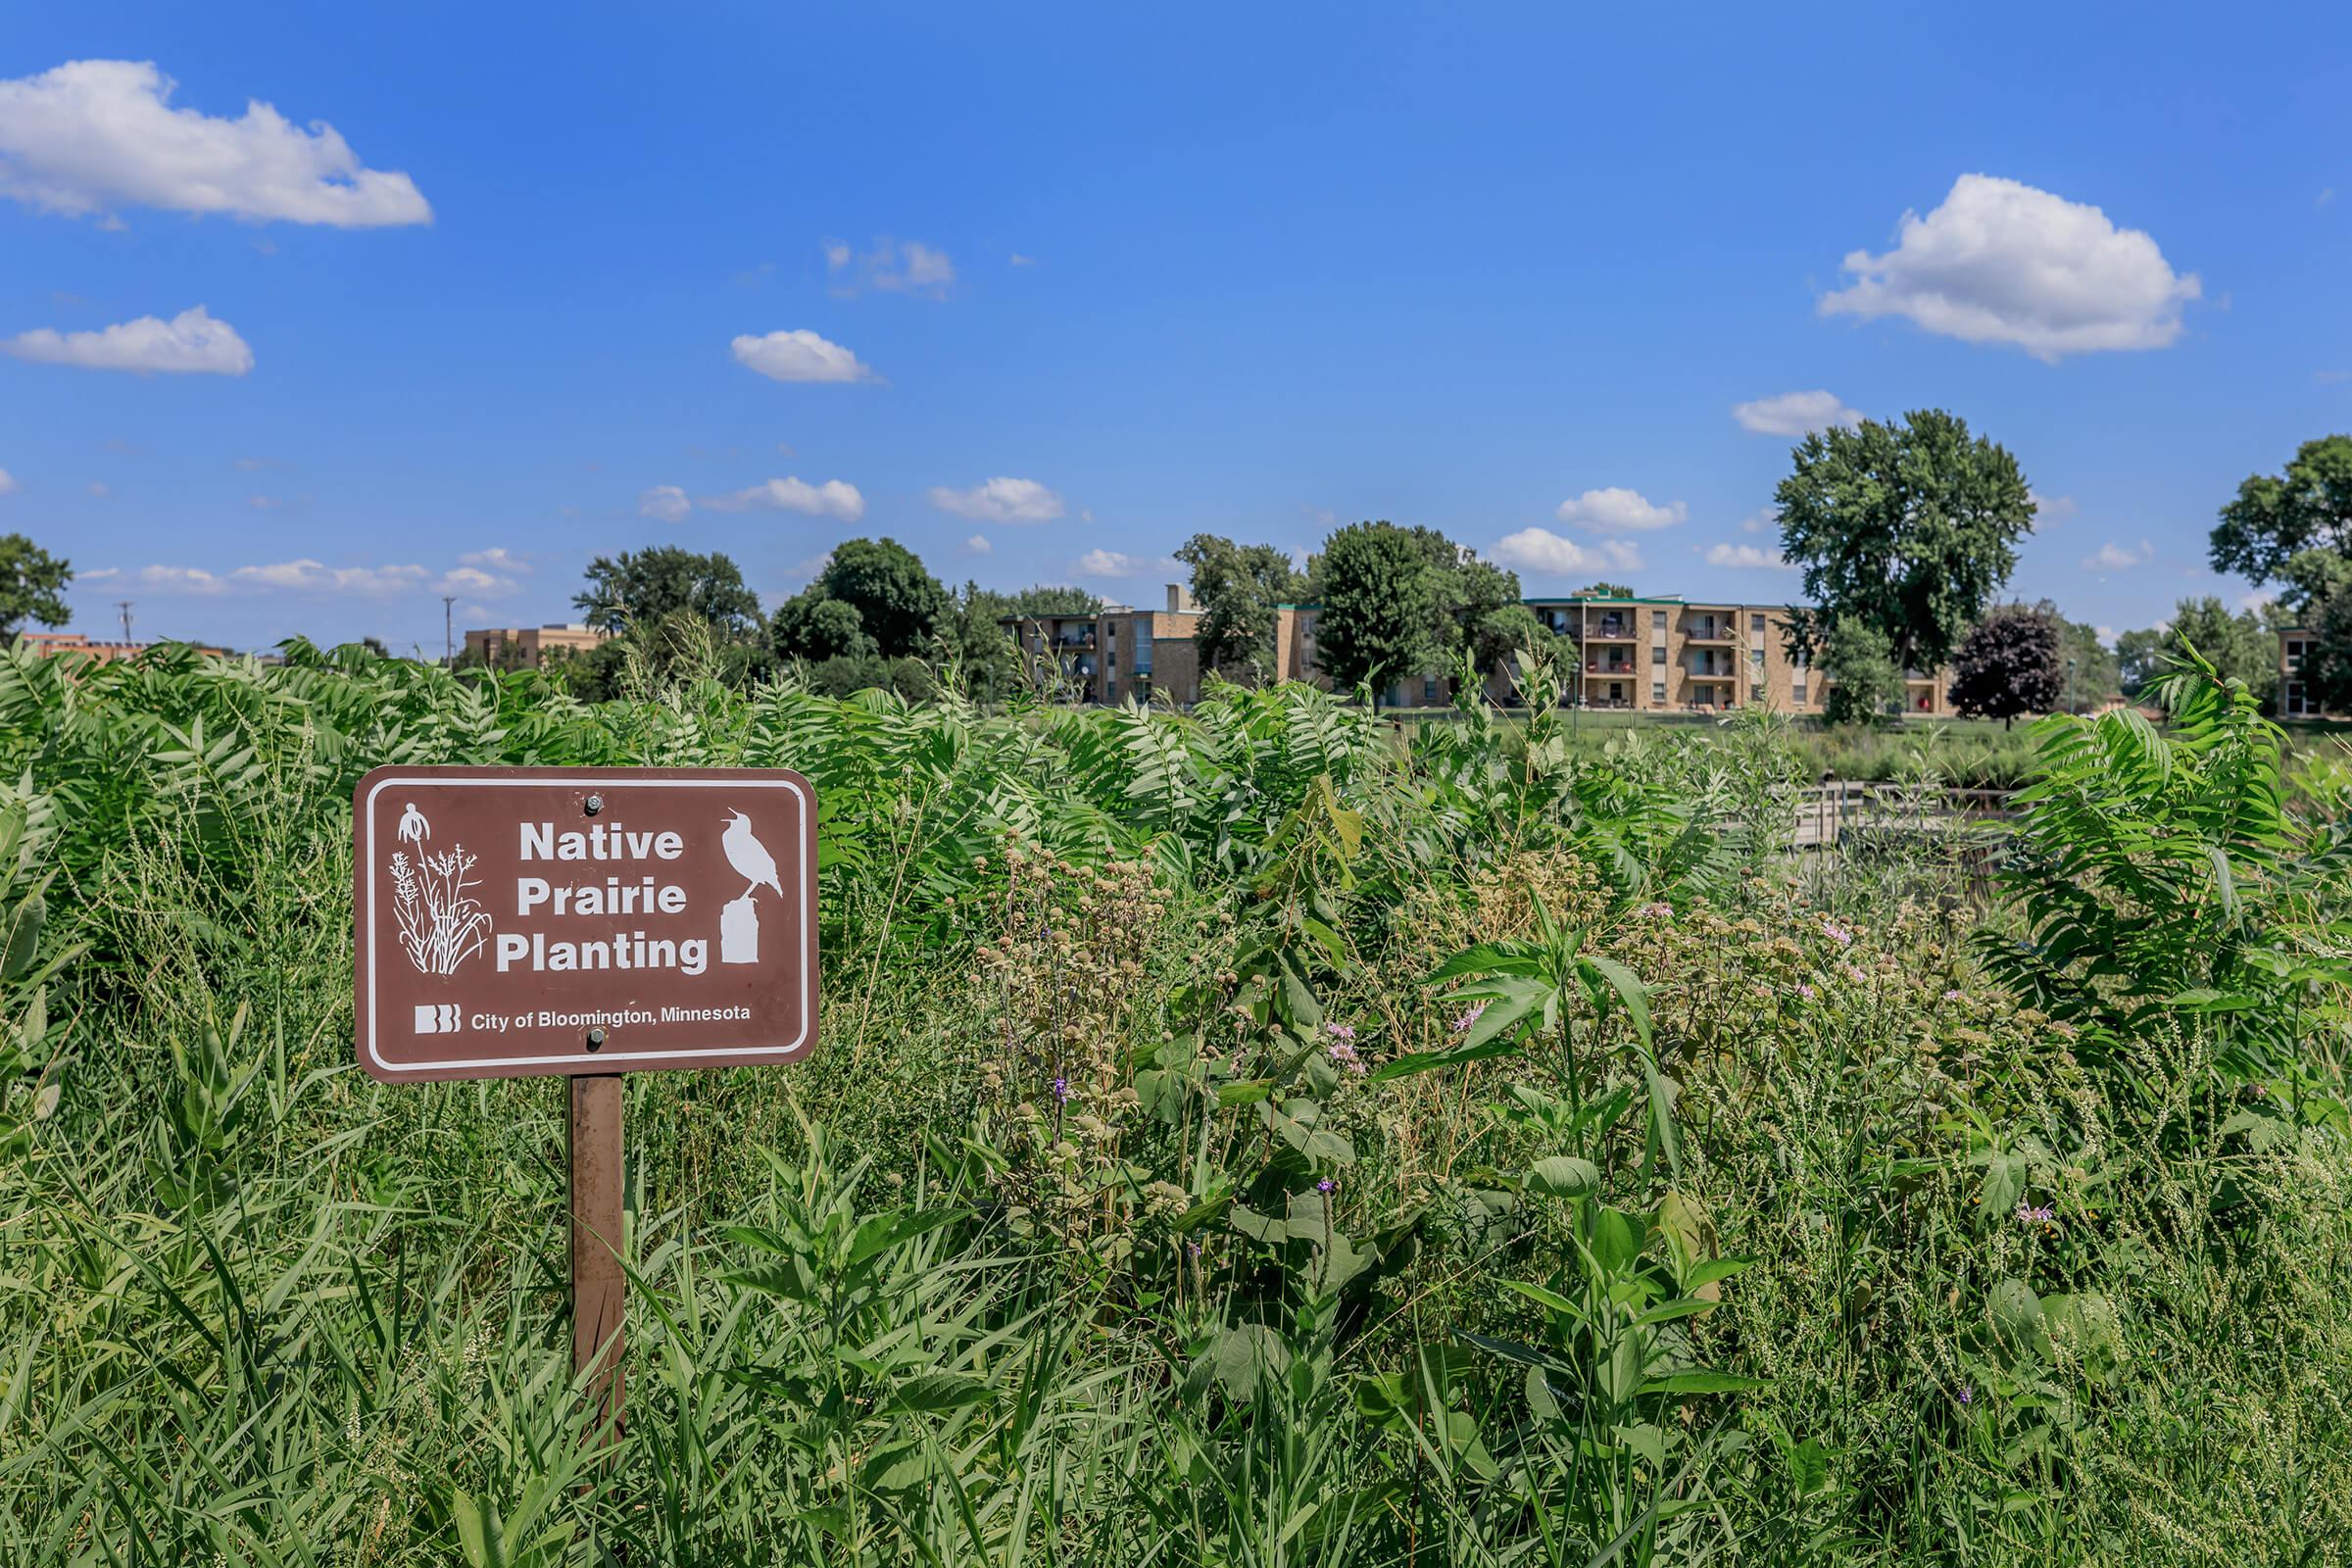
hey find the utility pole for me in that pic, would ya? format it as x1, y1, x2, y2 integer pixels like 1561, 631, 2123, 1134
2067, 657, 2078, 715
116, 601, 134, 646
442, 596, 457, 667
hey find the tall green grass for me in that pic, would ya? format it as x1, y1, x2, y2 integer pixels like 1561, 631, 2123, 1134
3, 640, 2348, 1564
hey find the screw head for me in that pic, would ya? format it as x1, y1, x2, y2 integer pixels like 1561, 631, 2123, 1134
586, 1026, 607, 1049
584, 794, 604, 815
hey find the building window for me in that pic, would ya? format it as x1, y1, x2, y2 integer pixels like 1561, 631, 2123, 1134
2287, 681, 2309, 715
1650, 645, 1665, 665
1792, 682, 1808, 705
1651, 610, 1666, 630
1750, 682, 1765, 703
1749, 647, 1764, 666
1651, 680, 1666, 704
1423, 677, 1440, 705
1751, 612, 1766, 634
2287, 639, 2307, 669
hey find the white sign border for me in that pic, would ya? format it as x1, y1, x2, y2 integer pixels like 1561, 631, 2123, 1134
362, 772, 815, 1075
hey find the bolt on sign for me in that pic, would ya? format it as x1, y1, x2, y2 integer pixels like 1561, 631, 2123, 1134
354, 765, 818, 1080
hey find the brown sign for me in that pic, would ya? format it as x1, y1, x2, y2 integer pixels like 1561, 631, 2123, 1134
354, 766, 817, 1081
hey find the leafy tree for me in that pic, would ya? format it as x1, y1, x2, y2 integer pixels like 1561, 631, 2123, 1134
2165, 596, 2280, 710
813, 538, 951, 658
772, 594, 876, 662
1775, 410, 2034, 673
1309, 522, 1449, 698
2116, 626, 2168, 695
0, 534, 71, 643
1949, 603, 2064, 727
995, 585, 1099, 618
1818, 615, 1900, 724
2209, 434, 2352, 611
1574, 581, 1635, 599
1440, 553, 1535, 677
2053, 613, 2120, 711
574, 546, 761, 638
1176, 534, 1303, 685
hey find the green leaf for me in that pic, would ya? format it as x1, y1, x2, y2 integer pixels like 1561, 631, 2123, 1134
1638, 1370, 1767, 1396
1577, 953, 1651, 1045
1525, 1155, 1601, 1200
891, 1372, 996, 1413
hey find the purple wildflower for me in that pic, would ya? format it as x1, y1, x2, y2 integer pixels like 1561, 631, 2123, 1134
1316, 1177, 1337, 1194
1327, 1038, 1365, 1072
1843, 962, 1867, 984
2015, 1201, 2056, 1226
1958, 1384, 1974, 1406
1639, 901, 1673, 920
1450, 1001, 1489, 1035
1797, 983, 1816, 1001
1942, 988, 1964, 1002
1824, 920, 1854, 947
1052, 1075, 1071, 1102
1326, 1022, 1356, 1042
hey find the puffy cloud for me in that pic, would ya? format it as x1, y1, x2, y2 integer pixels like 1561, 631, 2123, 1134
458, 546, 531, 573
637, 485, 691, 523
962, 534, 993, 555
825, 236, 956, 298
229, 559, 428, 594
435, 564, 520, 598
1704, 542, 1793, 569
0, 60, 430, 226
1490, 528, 1643, 575
1740, 508, 1778, 535
1554, 487, 1686, 532
1075, 549, 1171, 578
1820, 174, 2200, 362
731, 327, 874, 383
0, 467, 15, 496
4, 305, 252, 374
2081, 539, 2153, 571
1733, 389, 1862, 436
2029, 491, 2079, 527
702, 476, 865, 521
927, 476, 1065, 523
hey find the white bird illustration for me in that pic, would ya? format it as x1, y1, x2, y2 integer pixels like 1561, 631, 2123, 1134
397, 802, 430, 845
721, 809, 785, 903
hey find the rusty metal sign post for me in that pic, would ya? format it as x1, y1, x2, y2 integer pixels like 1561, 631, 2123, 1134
354, 766, 818, 1440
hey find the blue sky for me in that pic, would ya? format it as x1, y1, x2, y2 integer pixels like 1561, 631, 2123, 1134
5, 3, 2349, 654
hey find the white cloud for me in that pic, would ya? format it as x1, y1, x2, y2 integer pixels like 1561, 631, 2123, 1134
702, 476, 865, 521
1740, 508, 1778, 535
637, 484, 691, 523
1733, 390, 1862, 436
2239, 588, 2279, 613
963, 534, 992, 555
825, 236, 956, 298
4, 305, 252, 374
1009, 253, 1037, 268
2094, 624, 2117, 644
1554, 487, 1686, 532
0, 467, 16, 496
1704, 542, 1793, 569
86, 481, 111, 498
435, 564, 520, 598
230, 559, 428, 594
0, 60, 430, 226
458, 546, 532, 573
2081, 539, 2153, 571
1490, 528, 1643, 575
2029, 490, 2080, 526
730, 328, 874, 384
1075, 549, 1172, 578
927, 476, 1065, 523
1821, 174, 2201, 362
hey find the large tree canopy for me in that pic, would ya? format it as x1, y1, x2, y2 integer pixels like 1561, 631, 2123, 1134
1307, 522, 1528, 699
1309, 522, 1449, 696
1949, 602, 2064, 727
2209, 434, 2352, 610
1775, 410, 2034, 672
1177, 533, 1304, 685
574, 546, 761, 637
771, 537, 953, 664
0, 534, 71, 644
1819, 616, 1901, 725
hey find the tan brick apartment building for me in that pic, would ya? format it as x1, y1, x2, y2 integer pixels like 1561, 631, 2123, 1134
20, 631, 231, 663
463, 623, 610, 670
1012, 588, 1953, 715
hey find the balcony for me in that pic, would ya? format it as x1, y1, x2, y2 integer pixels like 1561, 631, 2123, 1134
1583, 616, 1636, 641
1054, 632, 1099, 651
1684, 615, 1733, 641
1585, 662, 1636, 677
